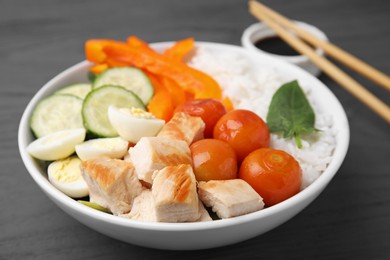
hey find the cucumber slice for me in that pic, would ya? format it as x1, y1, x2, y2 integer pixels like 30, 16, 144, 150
82, 85, 145, 137
55, 83, 91, 99
30, 94, 84, 138
78, 200, 112, 214
92, 67, 154, 105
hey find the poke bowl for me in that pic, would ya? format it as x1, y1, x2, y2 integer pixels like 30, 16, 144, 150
18, 40, 349, 250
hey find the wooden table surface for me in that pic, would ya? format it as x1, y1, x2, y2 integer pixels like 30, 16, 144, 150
1, 0, 389, 259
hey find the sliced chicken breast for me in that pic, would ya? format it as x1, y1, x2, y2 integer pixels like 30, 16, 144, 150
126, 137, 192, 184
157, 112, 205, 145
80, 158, 143, 215
152, 164, 200, 222
195, 200, 212, 222
198, 179, 264, 219
123, 189, 156, 222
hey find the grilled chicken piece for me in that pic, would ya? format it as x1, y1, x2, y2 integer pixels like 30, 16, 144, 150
152, 164, 200, 222
157, 112, 205, 145
123, 190, 156, 222
198, 179, 264, 219
195, 200, 212, 222
80, 158, 143, 215
126, 137, 192, 184
124, 194, 211, 223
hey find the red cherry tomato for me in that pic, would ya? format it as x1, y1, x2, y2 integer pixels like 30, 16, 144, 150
190, 139, 237, 181
213, 109, 270, 162
238, 148, 302, 206
175, 98, 227, 138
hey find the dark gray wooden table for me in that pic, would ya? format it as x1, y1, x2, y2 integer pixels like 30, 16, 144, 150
1, 0, 389, 259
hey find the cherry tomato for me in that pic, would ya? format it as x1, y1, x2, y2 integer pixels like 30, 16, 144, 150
213, 109, 270, 162
175, 98, 227, 138
238, 148, 302, 206
190, 139, 237, 181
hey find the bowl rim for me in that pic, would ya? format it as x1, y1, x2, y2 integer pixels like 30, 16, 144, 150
18, 41, 350, 232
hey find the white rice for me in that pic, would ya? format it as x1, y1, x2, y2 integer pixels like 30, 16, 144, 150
189, 47, 336, 189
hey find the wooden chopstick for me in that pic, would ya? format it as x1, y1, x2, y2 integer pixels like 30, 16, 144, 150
250, 1, 390, 91
249, 0, 390, 123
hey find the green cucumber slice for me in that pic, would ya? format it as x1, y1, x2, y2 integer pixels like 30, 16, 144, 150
82, 85, 145, 137
92, 67, 154, 105
78, 200, 112, 214
30, 94, 84, 138
55, 83, 91, 99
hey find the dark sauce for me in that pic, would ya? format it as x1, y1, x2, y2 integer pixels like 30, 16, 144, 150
254, 36, 313, 56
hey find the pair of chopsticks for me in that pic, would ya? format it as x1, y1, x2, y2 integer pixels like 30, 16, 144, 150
249, 1, 390, 123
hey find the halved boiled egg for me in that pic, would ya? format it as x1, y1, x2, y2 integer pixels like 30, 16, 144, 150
27, 128, 86, 161
48, 156, 89, 198
108, 106, 165, 143
75, 137, 128, 161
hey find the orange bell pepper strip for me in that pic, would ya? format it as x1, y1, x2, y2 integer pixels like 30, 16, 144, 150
127, 36, 155, 52
102, 43, 222, 99
163, 37, 194, 62
85, 39, 124, 64
145, 71, 174, 121
159, 76, 187, 107
85, 39, 130, 75
89, 63, 108, 74
105, 57, 129, 68
147, 90, 174, 121
222, 96, 234, 111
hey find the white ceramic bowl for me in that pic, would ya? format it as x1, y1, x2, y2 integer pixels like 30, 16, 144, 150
241, 21, 328, 77
18, 42, 349, 250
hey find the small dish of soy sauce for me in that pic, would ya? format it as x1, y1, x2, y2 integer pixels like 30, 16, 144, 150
241, 21, 328, 77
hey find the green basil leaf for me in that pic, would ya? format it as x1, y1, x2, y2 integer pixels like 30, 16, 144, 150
266, 80, 316, 148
